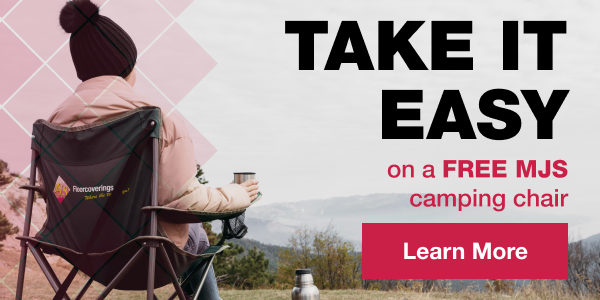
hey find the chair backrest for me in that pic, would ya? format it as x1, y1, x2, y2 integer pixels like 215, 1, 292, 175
31, 106, 161, 253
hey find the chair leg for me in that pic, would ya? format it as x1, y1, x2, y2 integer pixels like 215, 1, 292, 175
74, 279, 93, 300
52, 267, 77, 300
27, 242, 70, 300
157, 244, 186, 300
167, 256, 214, 300
192, 255, 216, 300
147, 245, 157, 300
16, 151, 38, 300
96, 247, 146, 300
166, 258, 210, 300
15, 244, 28, 300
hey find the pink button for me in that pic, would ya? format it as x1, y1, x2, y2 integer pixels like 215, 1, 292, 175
362, 223, 567, 279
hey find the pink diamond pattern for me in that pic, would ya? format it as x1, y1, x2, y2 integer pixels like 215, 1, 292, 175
157, 0, 195, 18
4, 66, 73, 132
137, 22, 217, 105
0, 23, 42, 103
0, 0, 19, 17
48, 45, 81, 90
1, 1, 215, 295
133, 73, 175, 112
4, 0, 105, 61
47, 45, 81, 90
0, 110, 31, 175
0, 0, 215, 177
171, 110, 217, 167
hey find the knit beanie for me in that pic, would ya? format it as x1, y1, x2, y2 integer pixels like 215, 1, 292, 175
59, 0, 137, 81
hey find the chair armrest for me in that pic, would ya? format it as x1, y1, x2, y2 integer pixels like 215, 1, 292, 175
19, 185, 46, 202
141, 206, 246, 224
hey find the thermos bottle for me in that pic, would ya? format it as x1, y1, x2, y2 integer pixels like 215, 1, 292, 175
291, 269, 319, 300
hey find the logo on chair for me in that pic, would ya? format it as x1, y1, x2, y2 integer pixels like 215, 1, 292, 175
54, 176, 70, 203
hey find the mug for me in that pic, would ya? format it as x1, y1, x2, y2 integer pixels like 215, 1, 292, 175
234, 172, 262, 204
234, 172, 255, 184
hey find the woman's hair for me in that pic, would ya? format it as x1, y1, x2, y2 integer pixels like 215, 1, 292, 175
59, 0, 137, 81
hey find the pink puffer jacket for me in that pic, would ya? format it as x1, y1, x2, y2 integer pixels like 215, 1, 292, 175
47, 75, 251, 249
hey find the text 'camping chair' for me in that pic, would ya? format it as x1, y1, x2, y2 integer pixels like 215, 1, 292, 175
15, 106, 250, 300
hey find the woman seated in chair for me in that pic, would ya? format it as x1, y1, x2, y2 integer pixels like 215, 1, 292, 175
46, 1, 259, 299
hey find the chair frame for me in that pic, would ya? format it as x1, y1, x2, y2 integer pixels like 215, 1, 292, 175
14, 120, 217, 300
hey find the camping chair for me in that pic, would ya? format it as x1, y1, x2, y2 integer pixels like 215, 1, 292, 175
14, 106, 249, 300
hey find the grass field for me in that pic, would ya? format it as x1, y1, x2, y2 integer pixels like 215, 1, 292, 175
222, 289, 518, 299
218, 289, 596, 300
0, 250, 592, 299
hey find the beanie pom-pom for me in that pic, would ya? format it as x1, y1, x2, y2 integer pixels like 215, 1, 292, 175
59, 0, 101, 34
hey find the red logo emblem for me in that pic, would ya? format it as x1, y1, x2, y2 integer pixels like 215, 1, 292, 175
54, 176, 70, 203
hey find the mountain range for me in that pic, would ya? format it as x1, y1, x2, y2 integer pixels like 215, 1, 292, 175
215, 193, 596, 249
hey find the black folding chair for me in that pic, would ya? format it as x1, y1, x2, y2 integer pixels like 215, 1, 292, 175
14, 106, 249, 300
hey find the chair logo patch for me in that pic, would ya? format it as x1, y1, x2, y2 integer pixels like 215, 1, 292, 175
54, 176, 70, 203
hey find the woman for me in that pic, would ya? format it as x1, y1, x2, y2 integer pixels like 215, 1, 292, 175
51, 1, 258, 299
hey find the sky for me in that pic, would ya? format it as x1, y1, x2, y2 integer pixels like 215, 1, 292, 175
174, 0, 600, 238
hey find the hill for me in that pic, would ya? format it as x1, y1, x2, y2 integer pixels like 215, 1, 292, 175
226, 238, 285, 272
243, 193, 591, 248
582, 233, 600, 245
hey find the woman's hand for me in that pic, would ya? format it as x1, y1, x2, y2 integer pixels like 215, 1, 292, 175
240, 179, 259, 202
